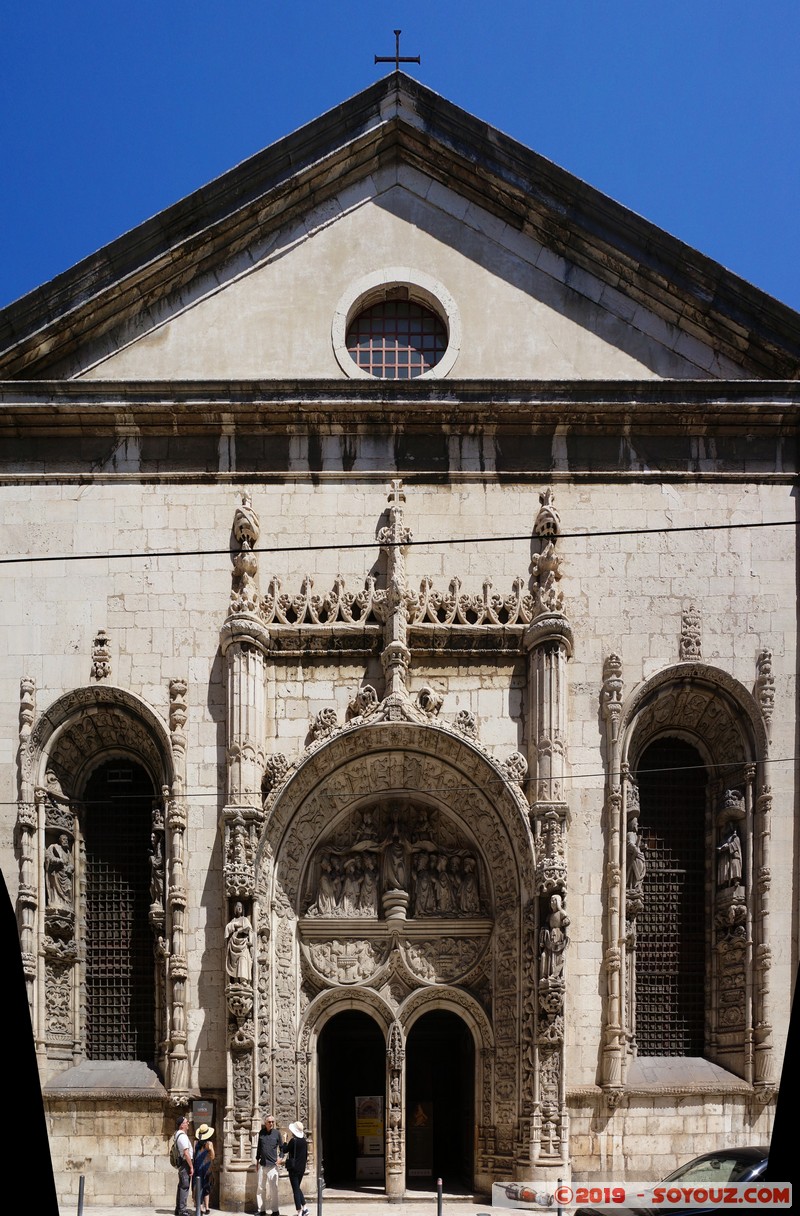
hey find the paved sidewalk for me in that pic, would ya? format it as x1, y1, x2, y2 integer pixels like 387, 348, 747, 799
68, 1202, 498, 1216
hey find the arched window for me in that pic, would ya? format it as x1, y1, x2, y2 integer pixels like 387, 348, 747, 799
634, 738, 707, 1056
83, 760, 157, 1062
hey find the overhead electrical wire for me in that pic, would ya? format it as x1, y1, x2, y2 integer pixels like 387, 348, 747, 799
4, 753, 792, 808
0, 516, 795, 566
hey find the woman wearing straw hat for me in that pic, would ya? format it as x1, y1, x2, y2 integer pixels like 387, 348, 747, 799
282, 1121, 309, 1216
194, 1124, 215, 1215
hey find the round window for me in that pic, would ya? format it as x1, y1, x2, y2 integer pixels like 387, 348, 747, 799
346, 297, 448, 380
333, 271, 461, 380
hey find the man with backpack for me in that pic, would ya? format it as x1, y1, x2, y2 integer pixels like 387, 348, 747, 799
173, 1113, 194, 1216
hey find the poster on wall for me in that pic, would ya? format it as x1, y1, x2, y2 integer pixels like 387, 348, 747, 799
355, 1095, 384, 1180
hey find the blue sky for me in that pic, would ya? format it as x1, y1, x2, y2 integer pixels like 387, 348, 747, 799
2, 0, 799, 312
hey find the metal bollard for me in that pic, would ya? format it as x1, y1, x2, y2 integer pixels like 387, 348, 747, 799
437, 1176, 443, 1216
557, 1175, 563, 1216
77, 1175, 85, 1216
317, 1172, 324, 1216
195, 1170, 202, 1216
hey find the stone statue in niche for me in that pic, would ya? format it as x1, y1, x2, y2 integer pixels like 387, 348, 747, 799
357, 854, 379, 916
357, 807, 378, 843
717, 824, 743, 888
459, 856, 480, 914
225, 901, 254, 982
382, 819, 409, 892
412, 852, 437, 916
308, 856, 339, 917
539, 893, 570, 981
436, 855, 455, 914
149, 831, 165, 907
626, 818, 646, 891
341, 857, 363, 916
44, 834, 74, 910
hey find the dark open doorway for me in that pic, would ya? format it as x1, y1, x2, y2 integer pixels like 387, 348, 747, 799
405, 1010, 474, 1192
318, 1010, 386, 1188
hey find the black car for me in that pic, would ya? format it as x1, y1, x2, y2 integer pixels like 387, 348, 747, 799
574, 1146, 770, 1215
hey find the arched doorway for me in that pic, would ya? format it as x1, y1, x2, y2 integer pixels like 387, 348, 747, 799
318, 1010, 386, 1187
405, 1011, 474, 1191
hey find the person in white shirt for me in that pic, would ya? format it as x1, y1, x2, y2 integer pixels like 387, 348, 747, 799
174, 1114, 194, 1216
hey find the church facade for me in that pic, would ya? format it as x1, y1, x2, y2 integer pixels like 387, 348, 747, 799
1, 74, 798, 1211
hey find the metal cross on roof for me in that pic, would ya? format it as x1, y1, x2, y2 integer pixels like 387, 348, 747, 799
375, 29, 420, 72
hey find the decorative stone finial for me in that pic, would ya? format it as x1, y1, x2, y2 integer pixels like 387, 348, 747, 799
90, 630, 111, 681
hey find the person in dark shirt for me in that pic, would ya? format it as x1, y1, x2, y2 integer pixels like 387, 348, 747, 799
283, 1121, 309, 1216
255, 1114, 283, 1216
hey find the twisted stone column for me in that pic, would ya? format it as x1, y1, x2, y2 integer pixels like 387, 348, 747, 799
219, 494, 270, 1212
523, 490, 572, 1180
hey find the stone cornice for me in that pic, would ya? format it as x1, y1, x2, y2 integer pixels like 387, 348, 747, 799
1, 378, 799, 429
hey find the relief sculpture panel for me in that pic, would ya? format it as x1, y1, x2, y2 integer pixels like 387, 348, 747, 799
300, 801, 489, 921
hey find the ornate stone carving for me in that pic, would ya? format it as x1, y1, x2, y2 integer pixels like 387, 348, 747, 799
679, 603, 702, 661
35, 693, 166, 799
225, 900, 254, 983
625, 817, 646, 893
262, 573, 385, 628
755, 649, 774, 731
454, 709, 478, 739
719, 787, 746, 825
410, 574, 534, 627
348, 684, 380, 720
301, 806, 487, 922
386, 1021, 405, 1176
529, 550, 562, 618
230, 493, 261, 615
45, 959, 72, 1042
44, 832, 74, 912
502, 751, 528, 786
263, 752, 290, 794
416, 684, 443, 716
534, 488, 561, 538
626, 674, 751, 771
601, 654, 623, 742
539, 894, 569, 983
169, 678, 188, 743
90, 629, 111, 681
254, 721, 533, 1189
534, 806, 567, 894
716, 824, 743, 889
19, 676, 35, 742
307, 939, 384, 984
310, 707, 339, 741
402, 937, 483, 983
149, 827, 165, 919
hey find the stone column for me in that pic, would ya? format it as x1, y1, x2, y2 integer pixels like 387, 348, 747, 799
219, 494, 269, 1213
16, 678, 38, 1021
523, 490, 572, 1182
753, 780, 774, 1092
377, 480, 413, 709
599, 656, 625, 1096
386, 1021, 405, 1200
166, 787, 190, 1101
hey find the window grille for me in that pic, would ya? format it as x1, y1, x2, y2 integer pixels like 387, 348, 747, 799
346, 299, 447, 379
635, 738, 706, 1056
84, 763, 156, 1062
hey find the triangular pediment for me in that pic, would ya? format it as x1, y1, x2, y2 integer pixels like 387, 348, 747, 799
1, 74, 798, 381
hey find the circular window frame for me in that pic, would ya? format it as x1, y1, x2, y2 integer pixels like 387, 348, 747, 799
332, 268, 461, 380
